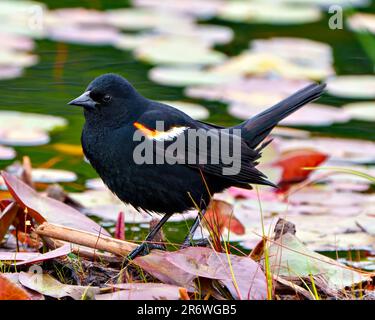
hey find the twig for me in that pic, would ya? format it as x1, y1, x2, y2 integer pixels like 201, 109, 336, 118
35, 223, 137, 257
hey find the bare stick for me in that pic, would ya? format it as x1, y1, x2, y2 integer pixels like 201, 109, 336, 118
35, 223, 137, 257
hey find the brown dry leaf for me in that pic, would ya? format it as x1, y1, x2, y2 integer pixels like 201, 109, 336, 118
0, 273, 32, 300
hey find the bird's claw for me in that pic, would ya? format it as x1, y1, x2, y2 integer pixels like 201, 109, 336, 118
181, 238, 209, 249
126, 242, 165, 262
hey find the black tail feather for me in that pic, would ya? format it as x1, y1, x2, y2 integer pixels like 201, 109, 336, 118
237, 83, 326, 148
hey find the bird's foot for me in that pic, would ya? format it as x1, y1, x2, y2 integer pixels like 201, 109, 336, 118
126, 242, 165, 262
181, 238, 209, 249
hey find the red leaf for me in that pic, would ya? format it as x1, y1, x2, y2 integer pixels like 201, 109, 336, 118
274, 149, 328, 187
1, 172, 109, 237
0, 273, 32, 300
115, 211, 125, 240
204, 200, 245, 236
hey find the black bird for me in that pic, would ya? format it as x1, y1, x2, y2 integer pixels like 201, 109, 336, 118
69, 74, 325, 260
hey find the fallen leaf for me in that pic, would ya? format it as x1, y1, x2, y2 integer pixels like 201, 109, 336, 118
204, 199, 245, 236
97, 283, 184, 300
267, 233, 371, 290
135, 247, 267, 300
0, 202, 18, 242
0, 252, 41, 261
0, 273, 44, 300
19, 272, 99, 300
1, 172, 110, 236
16, 244, 72, 266
274, 149, 328, 187
0, 273, 32, 300
134, 250, 196, 290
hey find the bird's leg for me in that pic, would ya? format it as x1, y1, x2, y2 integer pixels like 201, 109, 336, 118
181, 209, 208, 248
126, 213, 173, 262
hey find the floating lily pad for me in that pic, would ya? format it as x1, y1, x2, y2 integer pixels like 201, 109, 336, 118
160, 101, 209, 120
342, 102, 375, 122
114, 33, 156, 50
149, 67, 233, 87
0, 51, 38, 68
211, 52, 332, 80
155, 24, 233, 45
0, 33, 34, 51
218, 2, 321, 25
106, 8, 193, 31
0, 145, 16, 160
135, 37, 226, 66
326, 75, 375, 99
278, 137, 375, 163
85, 178, 106, 190
0, 111, 67, 132
47, 26, 120, 45
348, 13, 375, 34
0, 129, 49, 146
133, 0, 224, 18
31, 169, 77, 183
0, 66, 23, 80
251, 37, 333, 70
229, 103, 349, 126
45, 8, 106, 26
187, 77, 312, 105
261, 0, 369, 7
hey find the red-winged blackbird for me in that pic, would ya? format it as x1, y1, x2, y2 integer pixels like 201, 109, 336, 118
69, 74, 325, 259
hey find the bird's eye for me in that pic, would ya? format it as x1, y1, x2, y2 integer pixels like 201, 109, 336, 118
102, 95, 111, 103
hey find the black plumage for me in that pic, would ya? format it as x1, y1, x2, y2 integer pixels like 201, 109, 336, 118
69, 74, 326, 258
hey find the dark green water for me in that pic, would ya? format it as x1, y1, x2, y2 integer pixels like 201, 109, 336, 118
0, 1, 374, 247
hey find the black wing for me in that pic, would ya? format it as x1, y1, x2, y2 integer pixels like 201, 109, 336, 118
135, 106, 275, 188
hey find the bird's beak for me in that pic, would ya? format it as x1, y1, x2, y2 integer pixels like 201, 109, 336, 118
68, 91, 96, 110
